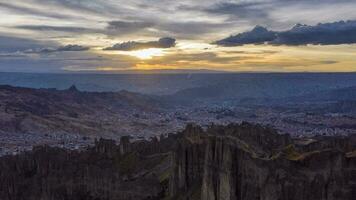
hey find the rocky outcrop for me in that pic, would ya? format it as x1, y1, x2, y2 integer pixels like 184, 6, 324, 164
200, 137, 356, 200
0, 123, 355, 200
170, 123, 356, 200
0, 136, 175, 200
169, 124, 207, 198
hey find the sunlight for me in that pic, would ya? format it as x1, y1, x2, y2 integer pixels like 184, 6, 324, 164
97, 47, 165, 60
127, 48, 164, 59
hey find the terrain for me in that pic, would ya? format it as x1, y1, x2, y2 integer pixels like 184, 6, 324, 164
2, 72, 356, 95
0, 123, 355, 200
2, 78, 356, 156
0, 84, 159, 134
0, 84, 172, 155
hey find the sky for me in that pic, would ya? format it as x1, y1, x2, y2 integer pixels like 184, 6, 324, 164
1, 0, 356, 73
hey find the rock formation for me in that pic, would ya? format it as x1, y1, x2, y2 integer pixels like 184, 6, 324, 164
0, 136, 174, 200
0, 123, 355, 200
169, 123, 356, 200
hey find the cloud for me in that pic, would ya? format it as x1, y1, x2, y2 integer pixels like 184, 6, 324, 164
0, 36, 56, 52
25, 44, 90, 53
205, 2, 269, 20
320, 60, 338, 65
216, 20, 356, 46
138, 51, 259, 69
215, 26, 277, 46
104, 37, 176, 51
0, 53, 28, 59
0, 2, 72, 19
39, 0, 120, 14
273, 21, 356, 45
158, 21, 232, 39
106, 20, 154, 34
56, 45, 89, 51
16, 21, 152, 36
15, 25, 99, 33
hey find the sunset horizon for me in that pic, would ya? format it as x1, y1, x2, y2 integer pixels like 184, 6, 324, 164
1, 1, 356, 73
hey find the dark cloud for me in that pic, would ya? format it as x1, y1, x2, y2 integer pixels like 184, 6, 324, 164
0, 53, 28, 59
104, 37, 176, 51
215, 26, 276, 46
25, 44, 90, 54
216, 20, 356, 46
57, 45, 90, 51
0, 36, 56, 52
320, 60, 338, 65
273, 21, 356, 45
205, 0, 352, 18
203, 0, 356, 30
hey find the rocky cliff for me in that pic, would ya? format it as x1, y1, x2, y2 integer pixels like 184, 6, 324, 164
169, 123, 356, 200
0, 135, 176, 200
0, 123, 355, 200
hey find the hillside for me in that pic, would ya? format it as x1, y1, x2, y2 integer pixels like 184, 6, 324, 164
0, 85, 160, 136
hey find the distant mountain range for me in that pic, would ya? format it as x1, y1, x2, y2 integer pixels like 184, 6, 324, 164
2, 72, 356, 95
66, 68, 230, 74
168, 74, 356, 105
